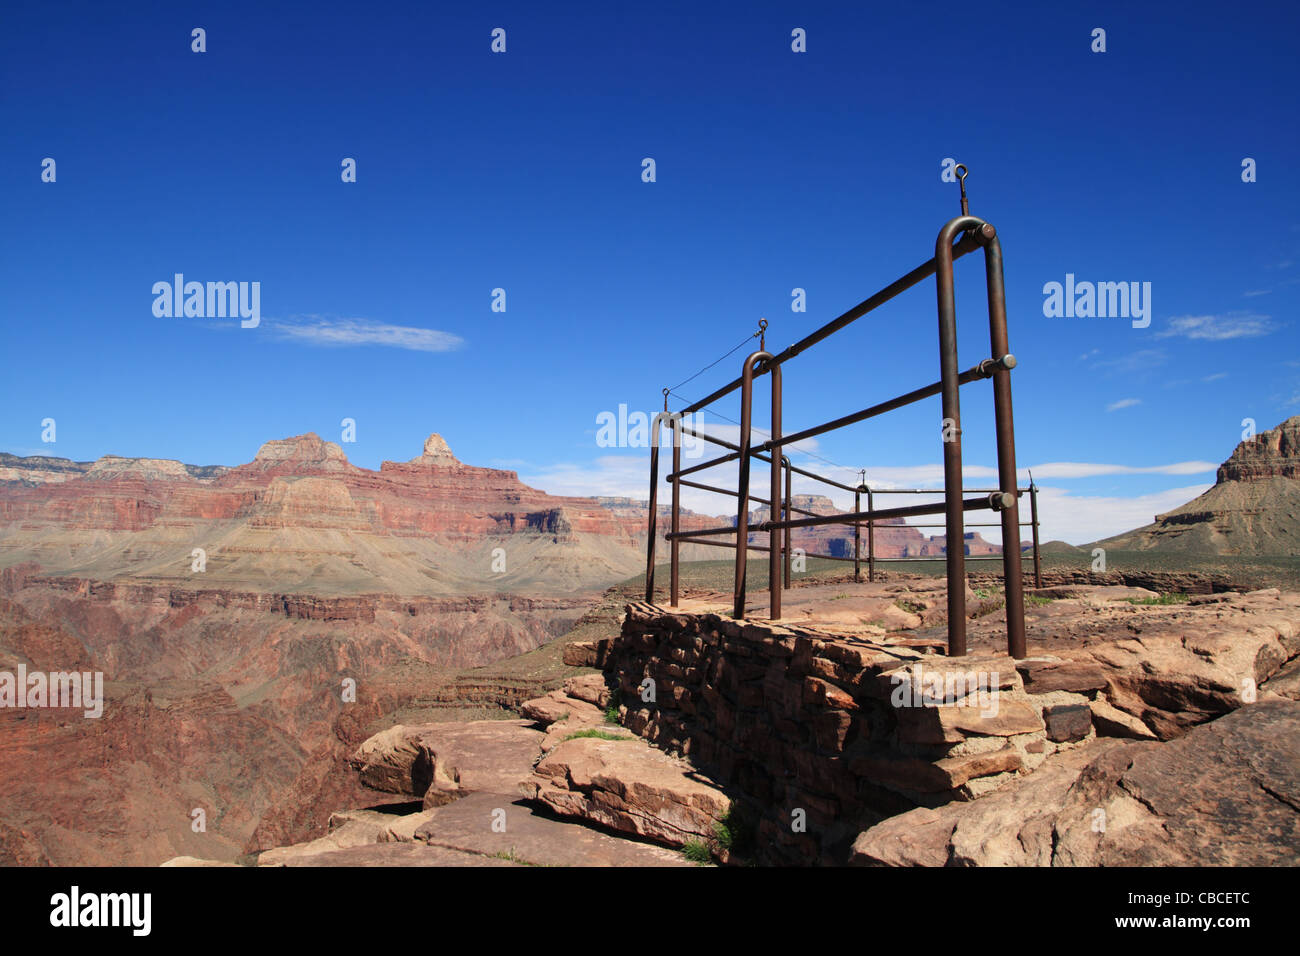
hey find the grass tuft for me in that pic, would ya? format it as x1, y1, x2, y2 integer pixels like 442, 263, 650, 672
1125, 592, 1191, 606
563, 728, 630, 742
681, 839, 712, 864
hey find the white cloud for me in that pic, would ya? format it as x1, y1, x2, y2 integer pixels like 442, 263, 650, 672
1027, 483, 1211, 545
522, 454, 1218, 547
272, 315, 464, 352
1106, 398, 1141, 412
1025, 460, 1217, 478
1092, 349, 1166, 375
1156, 312, 1275, 341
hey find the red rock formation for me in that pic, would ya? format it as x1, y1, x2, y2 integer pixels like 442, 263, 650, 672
0, 432, 682, 865
1101, 415, 1300, 555
0, 433, 724, 595
746, 494, 1001, 558
1217, 414, 1300, 483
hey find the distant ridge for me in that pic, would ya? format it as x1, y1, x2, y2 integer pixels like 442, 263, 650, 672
1095, 415, 1300, 555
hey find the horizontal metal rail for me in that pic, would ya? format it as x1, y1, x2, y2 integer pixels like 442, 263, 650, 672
676, 230, 988, 416
758, 496, 1006, 534
670, 428, 858, 492
668, 537, 775, 555
644, 194, 1030, 658
677, 477, 874, 527
666, 537, 1024, 564
878, 554, 1010, 562
750, 357, 1013, 456
665, 495, 1008, 541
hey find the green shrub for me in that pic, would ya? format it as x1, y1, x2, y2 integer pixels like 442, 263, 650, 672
562, 728, 630, 742
681, 839, 712, 864
1125, 592, 1190, 606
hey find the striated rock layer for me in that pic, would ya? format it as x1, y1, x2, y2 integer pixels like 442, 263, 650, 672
0, 432, 723, 594
1098, 415, 1300, 555
0, 431, 715, 865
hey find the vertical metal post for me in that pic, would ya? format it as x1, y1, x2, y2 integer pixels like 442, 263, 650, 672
670, 416, 681, 608
782, 456, 792, 590
769, 366, 782, 620
935, 217, 980, 657
645, 412, 664, 602
733, 351, 774, 620
1030, 481, 1042, 590
867, 488, 876, 583
983, 233, 1027, 660
854, 489, 861, 582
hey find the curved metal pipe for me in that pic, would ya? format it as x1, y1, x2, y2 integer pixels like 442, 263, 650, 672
934, 216, 988, 655
734, 350, 779, 619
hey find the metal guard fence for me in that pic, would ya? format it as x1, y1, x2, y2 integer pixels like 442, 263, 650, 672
644, 170, 1031, 658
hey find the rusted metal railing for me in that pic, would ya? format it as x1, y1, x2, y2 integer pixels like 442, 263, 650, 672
644, 167, 1032, 658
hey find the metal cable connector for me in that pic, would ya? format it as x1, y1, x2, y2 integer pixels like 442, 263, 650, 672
956, 163, 969, 216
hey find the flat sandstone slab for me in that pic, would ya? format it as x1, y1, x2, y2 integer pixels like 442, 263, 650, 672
527, 735, 731, 847
851, 699, 1300, 866
414, 791, 691, 867
277, 841, 519, 867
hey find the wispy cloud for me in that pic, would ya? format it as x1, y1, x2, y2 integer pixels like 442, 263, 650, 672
1021, 461, 1217, 478
272, 315, 464, 352
1156, 312, 1275, 341
1163, 371, 1230, 388
1091, 349, 1166, 375
522, 455, 1219, 533
1028, 483, 1212, 545
1106, 398, 1141, 412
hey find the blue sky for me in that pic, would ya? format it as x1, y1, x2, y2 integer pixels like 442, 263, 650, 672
2, 0, 1298, 544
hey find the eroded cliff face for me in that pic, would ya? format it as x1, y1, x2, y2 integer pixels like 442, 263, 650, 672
1217, 415, 1300, 483
0, 432, 720, 597
0, 567, 592, 865
0, 432, 681, 865
0, 430, 1011, 865
1099, 416, 1300, 555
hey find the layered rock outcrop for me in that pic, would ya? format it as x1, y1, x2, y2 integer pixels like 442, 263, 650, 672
1218, 414, 1300, 482
0, 430, 716, 865
850, 699, 1300, 866
1098, 415, 1300, 554
565, 582, 1300, 864
0, 432, 716, 595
